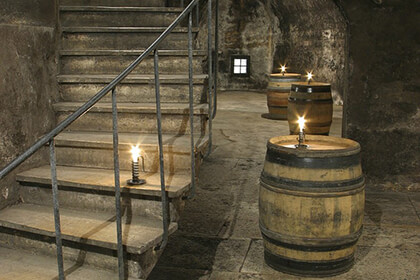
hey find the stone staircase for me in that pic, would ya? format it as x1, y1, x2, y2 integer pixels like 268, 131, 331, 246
0, 0, 208, 279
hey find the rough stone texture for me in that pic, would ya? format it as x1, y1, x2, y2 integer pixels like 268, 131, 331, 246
272, 0, 347, 104
198, 0, 282, 91
338, 0, 420, 181
201, 0, 346, 104
0, 0, 58, 209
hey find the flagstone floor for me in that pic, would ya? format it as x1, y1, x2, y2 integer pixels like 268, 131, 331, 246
149, 91, 420, 280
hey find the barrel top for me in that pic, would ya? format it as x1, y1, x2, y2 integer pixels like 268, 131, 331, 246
268, 135, 361, 157
270, 73, 301, 78
292, 81, 330, 87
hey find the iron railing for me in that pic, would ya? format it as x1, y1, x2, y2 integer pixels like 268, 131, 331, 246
0, 0, 219, 279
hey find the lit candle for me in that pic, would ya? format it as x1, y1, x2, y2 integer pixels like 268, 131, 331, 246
306, 71, 313, 84
128, 145, 146, 185
280, 64, 287, 76
130, 145, 141, 163
298, 116, 306, 133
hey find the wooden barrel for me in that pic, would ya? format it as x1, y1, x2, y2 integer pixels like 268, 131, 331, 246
265, 73, 301, 120
287, 82, 333, 135
259, 135, 365, 277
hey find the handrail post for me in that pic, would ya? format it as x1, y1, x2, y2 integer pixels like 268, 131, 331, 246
195, 1, 200, 27
49, 140, 64, 280
205, 0, 213, 158
154, 50, 169, 250
111, 88, 125, 280
213, 0, 219, 119
188, 11, 197, 199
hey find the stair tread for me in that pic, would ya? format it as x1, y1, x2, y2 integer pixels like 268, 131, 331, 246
53, 102, 209, 114
0, 247, 131, 280
60, 6, 183, 12
17, 165, 193, 198
57, 74, 208, 83
62, 26, 199, 33
54, 131, 209, 152
0, 203, 177, 254
60, 49, 206, 56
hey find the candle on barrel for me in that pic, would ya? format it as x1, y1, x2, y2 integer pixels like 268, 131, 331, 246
127, 145, 146, 185
306, 71, 313, 84
280, 64, 287, 76
296, 116, 308, 148
264, 65, 301, 120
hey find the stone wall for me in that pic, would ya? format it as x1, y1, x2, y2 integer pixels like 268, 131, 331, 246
0, 0, 58, 209
209, 0, 282, 91
338, 0, 420, 184
272, 0, 347, 104
209, 0, 346, 103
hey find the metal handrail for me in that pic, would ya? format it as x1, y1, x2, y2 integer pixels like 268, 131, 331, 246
0, 0, 218, 279
0, 0, 201, 180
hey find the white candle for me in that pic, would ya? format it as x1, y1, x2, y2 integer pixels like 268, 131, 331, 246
130, 145, 141, 163
298, 117, 306, 133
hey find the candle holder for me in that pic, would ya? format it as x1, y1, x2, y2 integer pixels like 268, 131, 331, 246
127, 146, 146, 186
296, 129, 308, 149
295, 116, 308, 149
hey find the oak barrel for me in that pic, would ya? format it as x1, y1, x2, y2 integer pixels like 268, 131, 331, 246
266, 73, 301, 120
287, 82, 333, 135
259, 135, 365, 277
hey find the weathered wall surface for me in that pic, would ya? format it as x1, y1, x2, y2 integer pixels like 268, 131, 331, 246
0, 0, 58, 209
272, 0, 347, 104
208, 0, 346, 104
211, 0, 282, 91
338, 0, 420, 184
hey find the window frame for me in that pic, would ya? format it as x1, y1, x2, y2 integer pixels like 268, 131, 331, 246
231, 55, 250, 77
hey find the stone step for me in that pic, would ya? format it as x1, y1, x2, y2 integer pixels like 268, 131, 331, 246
53, 102, 208, 134
0, 203, 177, 278
0, 247, 135, 280
61, 27, 199, 50
60, 6, 183, 27
60, 0, 168, 7
57, 73, 208, 103
60, 50, 205, 75
53, 131, 208, 173
17, 165, 192, 222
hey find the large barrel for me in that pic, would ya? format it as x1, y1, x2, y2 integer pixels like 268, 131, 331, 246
265, 73, 301, 120
287, 82, 333, 135
259, 135, 365, 277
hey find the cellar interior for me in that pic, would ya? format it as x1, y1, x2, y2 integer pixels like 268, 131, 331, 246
0, 0, 419, 279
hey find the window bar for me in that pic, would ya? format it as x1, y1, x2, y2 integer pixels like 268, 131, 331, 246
181, 0, 184, 8
188, 11, 197, 198
154, 49, 169, 250
49, 139, 64, 280
205, 0, 213, 158
111, 87, 125, 280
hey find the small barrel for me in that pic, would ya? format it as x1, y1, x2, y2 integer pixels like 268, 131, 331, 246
265, 73, 301, 120
287, 82, 333, 135
259, 135, 365, 277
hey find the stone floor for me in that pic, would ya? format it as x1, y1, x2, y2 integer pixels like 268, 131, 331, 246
149, 91, 420, 280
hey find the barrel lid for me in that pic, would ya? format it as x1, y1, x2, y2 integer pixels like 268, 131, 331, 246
267, 135, 361, 158
270, 73, 301, 78
291, 82, 331, 93
270, 73, 301, 82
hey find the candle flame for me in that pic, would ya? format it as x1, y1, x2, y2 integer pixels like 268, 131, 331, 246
298, 117, 306, 132
306, 71, 313, 82
130, 145, 141, 163
280, 64, 287, 73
